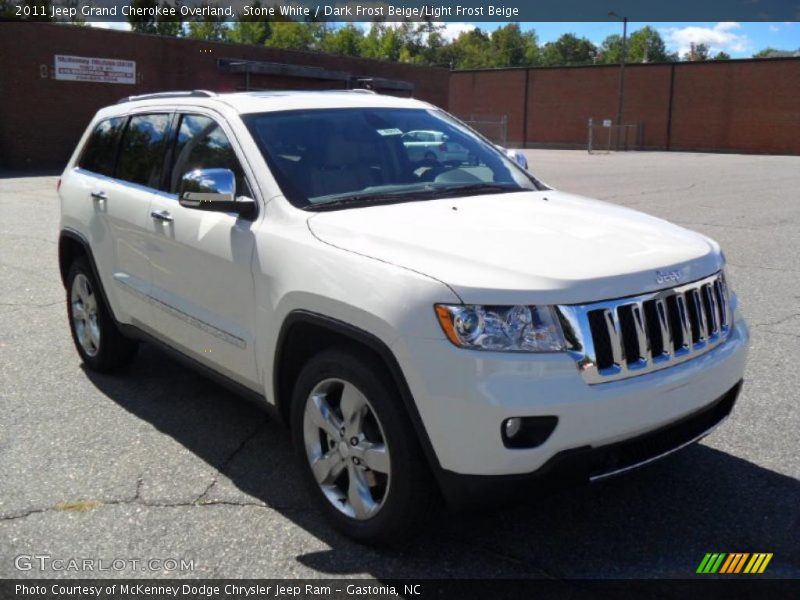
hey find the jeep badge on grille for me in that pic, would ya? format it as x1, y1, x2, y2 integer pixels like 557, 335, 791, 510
655, 269, 683, 284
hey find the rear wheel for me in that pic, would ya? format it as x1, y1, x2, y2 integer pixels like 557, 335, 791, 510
66, 257, 137, 372
291, 347, 434, 544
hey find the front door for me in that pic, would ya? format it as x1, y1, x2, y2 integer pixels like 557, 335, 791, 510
145, 112, 259, 388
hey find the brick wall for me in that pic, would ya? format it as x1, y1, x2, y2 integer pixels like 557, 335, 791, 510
451, 59, 800, 155
0, 23, 450, 169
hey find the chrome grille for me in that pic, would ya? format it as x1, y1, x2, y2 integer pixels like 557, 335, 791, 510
556, 272, 731, 384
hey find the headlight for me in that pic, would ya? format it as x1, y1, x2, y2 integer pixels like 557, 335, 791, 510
434, 304, 566, 352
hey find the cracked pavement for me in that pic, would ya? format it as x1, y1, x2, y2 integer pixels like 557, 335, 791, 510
1, 150, 798, 579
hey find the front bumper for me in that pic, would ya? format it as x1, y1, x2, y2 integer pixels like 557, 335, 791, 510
436, 380, 742, 507
391, 313, 748, 481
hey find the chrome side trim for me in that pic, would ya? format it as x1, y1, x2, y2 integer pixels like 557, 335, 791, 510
113, 274, 247, 349
589, 415, 728, 482
556, 271, 730, 384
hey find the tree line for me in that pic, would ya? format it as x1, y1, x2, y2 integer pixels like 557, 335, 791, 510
122, 17, 728, 67
122, 14, 800, 68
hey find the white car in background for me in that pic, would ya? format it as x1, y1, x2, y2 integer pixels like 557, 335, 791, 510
58, 90, 748, 544
402, 129, 471, 164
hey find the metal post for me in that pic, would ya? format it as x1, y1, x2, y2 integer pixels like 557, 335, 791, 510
617, 17, 627, 129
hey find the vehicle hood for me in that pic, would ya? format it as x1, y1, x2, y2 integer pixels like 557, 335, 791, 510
306, 190, 722, 305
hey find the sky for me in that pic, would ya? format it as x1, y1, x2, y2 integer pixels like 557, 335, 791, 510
90, 21, 800, 57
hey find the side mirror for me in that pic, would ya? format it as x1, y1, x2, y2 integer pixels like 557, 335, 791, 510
178, 168, 255, 218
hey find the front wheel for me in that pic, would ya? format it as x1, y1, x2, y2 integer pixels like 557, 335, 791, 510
291, 347, 434, 544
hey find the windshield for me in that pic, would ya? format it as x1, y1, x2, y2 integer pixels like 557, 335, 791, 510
243, 107, 543, 210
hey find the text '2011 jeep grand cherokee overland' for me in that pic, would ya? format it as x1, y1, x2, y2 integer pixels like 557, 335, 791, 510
58, 90, 748, 543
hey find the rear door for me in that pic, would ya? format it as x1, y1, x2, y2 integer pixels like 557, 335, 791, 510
104, 112, 172, 324
145, 111, 259, 388
67, 114, 169, 325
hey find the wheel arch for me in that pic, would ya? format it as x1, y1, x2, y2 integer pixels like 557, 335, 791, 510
273, 310, 444, 476
58, 229, 116, 321
58, 230, 90, 288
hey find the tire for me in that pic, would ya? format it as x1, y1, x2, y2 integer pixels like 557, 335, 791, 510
290, 346, 434, 544
66, 257, 138, 372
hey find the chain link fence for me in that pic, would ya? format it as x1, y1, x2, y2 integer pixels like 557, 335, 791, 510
587, 118, 642, 154
458, 114, 509, 146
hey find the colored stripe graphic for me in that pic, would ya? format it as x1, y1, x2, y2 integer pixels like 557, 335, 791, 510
719, 554, 736, 574
700, 553, 772, 574
733, 553, 750, 573
744, 553, 774, 574
696, 553, 713, 574
697, 553, 727, 573
719, 553, 749, 573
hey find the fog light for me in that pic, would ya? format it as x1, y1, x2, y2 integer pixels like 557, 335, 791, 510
504, 417, 522, 439
501, 416, 559, 449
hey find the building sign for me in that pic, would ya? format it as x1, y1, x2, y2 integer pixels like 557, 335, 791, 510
54, 55, 136, 85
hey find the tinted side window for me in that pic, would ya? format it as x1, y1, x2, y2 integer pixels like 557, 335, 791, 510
78, 117, 125, 176
116, 114, 170, 188
170, 115, 247, 194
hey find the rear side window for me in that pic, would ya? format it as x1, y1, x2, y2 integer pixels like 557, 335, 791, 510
78, 117, 125, 176
116, 114, 171, 188
169, 114, 247, 194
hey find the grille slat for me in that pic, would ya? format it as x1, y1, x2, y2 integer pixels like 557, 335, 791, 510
561, 272, 731, 384
654, 298, 672, 359
631, 302, 649, 366
674, 293, 692, 352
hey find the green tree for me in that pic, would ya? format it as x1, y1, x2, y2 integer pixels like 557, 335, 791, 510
0, 0, 15, 18
713, 51, 731, 60
265, 21, 324, 51
753, 47, 800, 58
489, 23, 539, 67
319, 23, 364, 57
154, 2, 182, 36
184, 3, 228, 42
127, 0, 158, 32
186, 21, 227, 41
541, 33, 597, 66
361, 23, 405, 62
448, 28, 493, 69
599, 26, 674, 64
683, 43, 710, 61
228, 2, 272, 45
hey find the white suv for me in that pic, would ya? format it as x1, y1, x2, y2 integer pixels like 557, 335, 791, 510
58, 90, 748, 543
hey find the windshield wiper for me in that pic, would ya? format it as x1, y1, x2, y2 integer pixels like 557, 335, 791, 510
430, 183, 524, 197
303, 183, 525, 211
302, 189, 440, 211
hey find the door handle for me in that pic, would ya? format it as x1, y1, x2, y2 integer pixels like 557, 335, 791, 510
90, 191, 107, 200
150, 210, 174, 223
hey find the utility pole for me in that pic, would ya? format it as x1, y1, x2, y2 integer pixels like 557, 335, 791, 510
609, 12, 628, 126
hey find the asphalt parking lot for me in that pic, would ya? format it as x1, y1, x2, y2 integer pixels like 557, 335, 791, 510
1, 150, 798, 580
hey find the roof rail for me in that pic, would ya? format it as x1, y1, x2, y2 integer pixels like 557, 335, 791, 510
117, 90, 217, 104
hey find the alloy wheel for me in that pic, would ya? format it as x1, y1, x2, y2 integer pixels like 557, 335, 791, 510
302, 378, 391, 520
70, 273, 100, 357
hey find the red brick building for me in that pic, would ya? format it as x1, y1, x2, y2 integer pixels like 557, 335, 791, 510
0, 23, 450, 169
450, 59, 800, 154
2, 22, 799, 170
